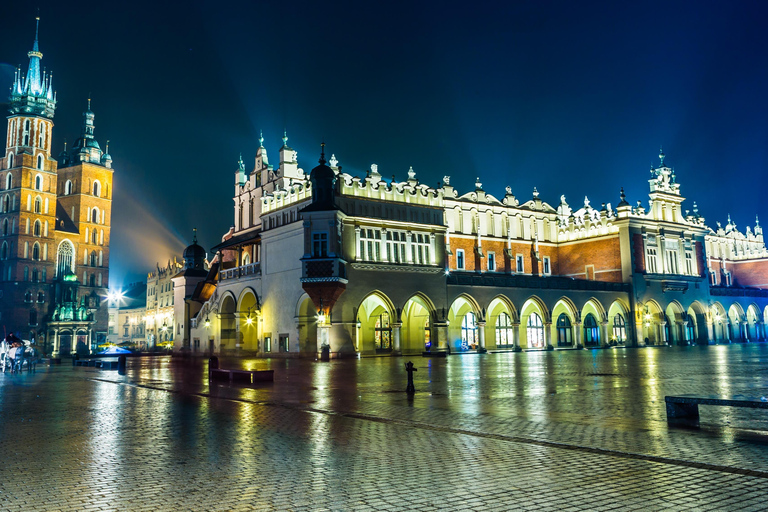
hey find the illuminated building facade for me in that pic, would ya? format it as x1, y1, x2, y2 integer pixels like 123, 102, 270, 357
181, 136, 768, 358
0, 19, 114, 354
145, 258, 182, 349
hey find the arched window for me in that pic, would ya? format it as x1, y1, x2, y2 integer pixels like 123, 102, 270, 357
34, 196, 42, 213
461, 311, 478, 350
90, 252, 97, 267
99, 230, 104, 245
35, 174, 42, 190
242, 253, 250, 266
374, 312, 392, 352
24, 290, 32, 302
2, 195, 9, 213
92, 230, 97, 244
93, 180, 101, 197
32, 242, 40, 261
583, 314, 600, 347
56, 240, 75, 277
527, 312, 544, 348
36, 155, 43, 170
7, 154, 13, 170
495, 312, 514, 348
23, 266, 29, 281
37, 291, 44, 303
557, 313, 572, 347
31, 268, 38, 282
65, 180, 73, 195
33, 220, 41, 237
91, 208, 99, 223
2, 219, 7, 236
89, 274, 96, 287
612, 314, 626, 343
0, 242, 7, 260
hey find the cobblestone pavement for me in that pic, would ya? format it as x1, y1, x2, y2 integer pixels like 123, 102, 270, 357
1, 344, 768, 511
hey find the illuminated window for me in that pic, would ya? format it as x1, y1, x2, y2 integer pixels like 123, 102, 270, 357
412, 233, 430, 265
685, 251, 694, 275
495, 312, 513, 348
65, 180, 73, 195
33, 220, 41, 237
359, 228, 381, 262
646, 247, 658, 273
374, 313, 392, 352
461, 312, 478, 350
516, 254, 524, 273
543, 256, 551, 275
526, 313, 544, 348
34, 196, 42, 214
583, 314, 600, 347
487, 251, 496, 271
32, 242, 40, 261
35, 174, 42, 189
612, 314, 626, 342
385, 231, 407, 263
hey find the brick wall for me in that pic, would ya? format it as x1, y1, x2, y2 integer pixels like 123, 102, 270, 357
726, 259, 768, 289
557, 236, 622, 282
633, 234, 645, 273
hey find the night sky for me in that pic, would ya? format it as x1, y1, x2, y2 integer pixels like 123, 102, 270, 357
1, 1, 767, 287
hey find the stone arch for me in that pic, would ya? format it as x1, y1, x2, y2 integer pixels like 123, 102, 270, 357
580, 298, 607, 348
486, 295, 517, 349
237, 288, 260, 351
401, 293, 437, 354
746, 303, 762, 341
520, 296, 550, 349
665, 301, 685, 345
357, 291, 397, 354
552, 296, 579, 348
641, 300, 664, 345
686, 300, 708, 345
607, 300, 630, 346
296, 293, 318, 354
710, 302, 727, 342
447, 293, 483, 352
728, 302, 746, 341
218, 292, 237, 352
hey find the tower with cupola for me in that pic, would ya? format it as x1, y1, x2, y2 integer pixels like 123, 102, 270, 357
0, 16, 115, 354
0, 16, 59, 343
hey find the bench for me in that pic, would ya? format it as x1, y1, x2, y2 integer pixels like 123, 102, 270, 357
96, 360, 119, 370
665, 395, 768, 426
209, 368, 274, 384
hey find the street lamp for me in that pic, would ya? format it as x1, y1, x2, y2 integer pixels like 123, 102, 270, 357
204, 316, 210, 328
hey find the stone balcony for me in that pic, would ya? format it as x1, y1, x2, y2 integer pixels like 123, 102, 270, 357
219, 262, 261, 281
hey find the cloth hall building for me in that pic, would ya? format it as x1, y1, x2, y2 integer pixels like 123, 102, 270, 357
174, 137, 768, 358
0, 20, 114, 355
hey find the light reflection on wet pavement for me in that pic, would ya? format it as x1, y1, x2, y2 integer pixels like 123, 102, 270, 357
2, 344, 768, 511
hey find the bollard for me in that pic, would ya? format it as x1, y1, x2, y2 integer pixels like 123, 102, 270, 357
117, 355, 127, 375
209, 356, 219, 370
404, 361, 417, 394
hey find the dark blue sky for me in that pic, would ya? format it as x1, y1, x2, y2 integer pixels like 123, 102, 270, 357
1, 1, 767, 286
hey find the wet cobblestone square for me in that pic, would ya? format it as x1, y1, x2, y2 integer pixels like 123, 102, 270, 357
1, 344, 768, 511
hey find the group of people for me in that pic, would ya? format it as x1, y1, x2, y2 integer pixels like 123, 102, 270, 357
1, 332, 36, 373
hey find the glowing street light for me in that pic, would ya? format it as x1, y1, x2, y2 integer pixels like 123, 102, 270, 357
204, 317, 210, 328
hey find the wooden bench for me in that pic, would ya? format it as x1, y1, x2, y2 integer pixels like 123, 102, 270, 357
209, 368, 274, 384
665, 395, 768, 426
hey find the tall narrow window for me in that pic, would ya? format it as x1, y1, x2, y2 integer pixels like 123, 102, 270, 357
65, 180, 73, 195
543, 256, 551, 275
527, 313, 544, 348
33, 220, 41, 237
34, 196, 42, 213
32, 242, 40, 261
93, 181, 101, 197
583, 314, 600, 347
516, 254, 524, 273
495, 312, 513, 348
456, 249, 465, 270
35, 174, 42, 189
461, 312, 478, 350
646, 247, 658, 273
487, 252, 496, 272
556, 313, 572, 346
612, 314, 626, 343
56, 240, 74, 277
374, 313, 392, 352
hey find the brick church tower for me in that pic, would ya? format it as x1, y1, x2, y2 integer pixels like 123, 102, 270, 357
0, 17, 114, 354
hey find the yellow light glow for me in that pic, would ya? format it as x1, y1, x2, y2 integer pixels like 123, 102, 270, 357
246, 317, 253, 325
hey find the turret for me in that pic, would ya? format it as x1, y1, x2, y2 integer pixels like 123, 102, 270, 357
8, 16, 57, 119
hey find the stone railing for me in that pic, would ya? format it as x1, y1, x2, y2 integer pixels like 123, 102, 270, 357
219, 262, 261, 281
447, 272, 630, 292
710, 286, 768, 298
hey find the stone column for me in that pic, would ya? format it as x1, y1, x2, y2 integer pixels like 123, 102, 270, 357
758, 321, 765, 341
429, 233, 437, 265
354, 226, 361, 261
434, 322, 449, 353
600, 320, 610, 348
574, 322, 583, 349
682, 321, 690, 345
725, 322, 732, 343
660, 321, 668, 344
52, 328, 59, 357
392, 323, 402, 355
406, 231, 414, 264
381, 229, 389, 263
477, 322, 486, 351
706, 321, 715, 345
512, 322, 521, 351
544, 321, 553, 350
